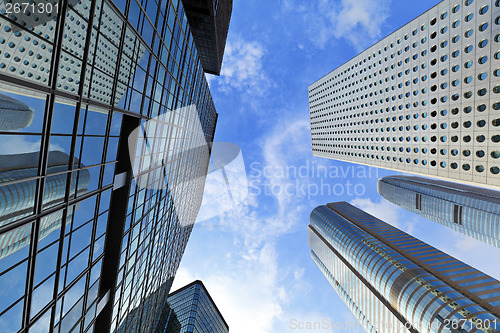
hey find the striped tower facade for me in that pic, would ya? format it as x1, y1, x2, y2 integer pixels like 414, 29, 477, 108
378, 175, 500, 247
309, 202, 500, 333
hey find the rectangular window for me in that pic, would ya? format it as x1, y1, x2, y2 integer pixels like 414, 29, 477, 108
415, 193, 422, 210
453, 205, 463, 225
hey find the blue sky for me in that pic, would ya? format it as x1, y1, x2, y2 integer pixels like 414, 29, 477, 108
171, 0, 500, 332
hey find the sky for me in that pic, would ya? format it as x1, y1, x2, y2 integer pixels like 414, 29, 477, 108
170, 0, 500, 332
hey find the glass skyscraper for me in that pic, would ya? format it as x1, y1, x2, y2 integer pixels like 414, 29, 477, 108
164, 280, 229, 333
182, 0, 232, 75
0, 0, 230, 332
116, 280, 228, 332
309, 202, 500, 333
378, 175, 500, 248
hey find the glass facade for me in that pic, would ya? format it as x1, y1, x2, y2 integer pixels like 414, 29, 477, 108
182, 0, 232, 75
0, 151, 90, 260
309, 202, 500, 333
164, 280, 228, 333
378, 175, 500, 248
0, 0, 221, 332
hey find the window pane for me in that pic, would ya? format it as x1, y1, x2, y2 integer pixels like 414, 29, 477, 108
0, 250, 28, 314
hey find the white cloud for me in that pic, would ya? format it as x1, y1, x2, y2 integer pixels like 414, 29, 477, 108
172, 243, 283, 333
0, 135, 65, 155
284, 0, 392, 51
215, 35, 270, 96
172, 118, 316, 333
0, 136, 41, 155
293, 267, 305, 281
334, 0, 391, 51
260, 119, 311, 222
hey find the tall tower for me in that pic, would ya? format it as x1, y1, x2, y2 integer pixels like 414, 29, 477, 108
165, 280, 229, 333
182, 0, 233, 75
378, 175, 500, 248
0, 0, 228, 331
309, 0, 500, 189
309, 201, 500, 333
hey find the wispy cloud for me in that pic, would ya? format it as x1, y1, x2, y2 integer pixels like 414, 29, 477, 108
334, 0, 392, 51
212, 34, 270, 97
283, 0, 392, 51
172, 118, 315, 332
0, 135, 65, 155
259, 119, 312, 228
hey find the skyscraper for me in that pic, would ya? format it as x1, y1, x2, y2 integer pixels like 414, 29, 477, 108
182, 0, 233, 75
378, 175, 500, 248
309, 0, 500, 189
0, 0, 229, 331
164, 280, 229, 333
116, 280, 228, 333
309, 201, 500, 333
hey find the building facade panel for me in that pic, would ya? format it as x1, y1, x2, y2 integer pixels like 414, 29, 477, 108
182, 0, 233, 75
309, 0, 500, 189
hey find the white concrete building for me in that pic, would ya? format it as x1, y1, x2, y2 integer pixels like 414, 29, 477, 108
309, 0, 500, 189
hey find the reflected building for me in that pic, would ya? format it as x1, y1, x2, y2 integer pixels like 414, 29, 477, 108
378, 175, 500, 248
0, 93, 34, 130
115, 283, 172, 333
116, 280, 228, 333
0, 151, 89, 259
309, 202, 500, 333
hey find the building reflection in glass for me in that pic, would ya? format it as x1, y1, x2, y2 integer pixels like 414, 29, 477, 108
116, 281, 172, 333
0, 151, 90, 260
0, 93, 34, 131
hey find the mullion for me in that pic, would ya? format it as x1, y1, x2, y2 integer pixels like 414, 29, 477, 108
22, 0, 70, 326
0, 13, 56, 46
48, 0, 101, 326
79, 100, 115, 333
